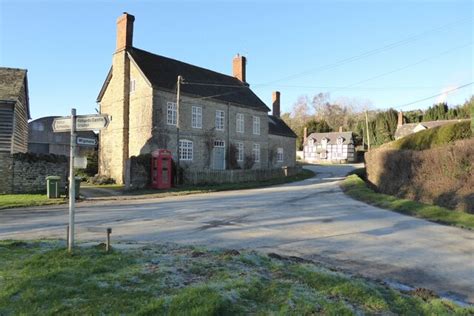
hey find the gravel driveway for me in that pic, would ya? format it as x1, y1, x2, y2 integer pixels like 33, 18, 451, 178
1, 164, 473, 303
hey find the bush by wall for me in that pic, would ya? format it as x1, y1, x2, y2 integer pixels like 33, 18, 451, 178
365, 138, 473, 213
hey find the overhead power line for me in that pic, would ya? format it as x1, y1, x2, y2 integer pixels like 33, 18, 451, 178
398, 82, 473, 109
253, 17, 471, 86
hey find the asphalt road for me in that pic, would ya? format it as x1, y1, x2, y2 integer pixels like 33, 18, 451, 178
1, 164, 473, 303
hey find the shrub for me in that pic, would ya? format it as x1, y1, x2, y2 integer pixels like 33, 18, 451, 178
89, 175, 116, 185
392, 121, 471, 151
243, 154, 255, 170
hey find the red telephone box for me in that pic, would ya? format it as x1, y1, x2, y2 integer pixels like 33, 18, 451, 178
151, 149, 173, 189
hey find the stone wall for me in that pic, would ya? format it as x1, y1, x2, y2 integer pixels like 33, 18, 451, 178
268, 134, 296, 168
0, 152, 68, 194
0, 153, 13, 193
365, 138, 474, 212
184, 166, 302, 185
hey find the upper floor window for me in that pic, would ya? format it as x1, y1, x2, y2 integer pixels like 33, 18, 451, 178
253, 116, 260, 135
192, 106, 202, 129
130, 79, 136, 93
236, 142, 244, 162
277, 148, 284, 162
236, 113, 244, 133
179, 139, 193, 161
308, 139, 314, 146
321, 138, 328, 147
336, 137, 344, 145
215, 110, 225, 131
167, 102, 177, 125
32, 122, 44, 131
253, 143, 260, 163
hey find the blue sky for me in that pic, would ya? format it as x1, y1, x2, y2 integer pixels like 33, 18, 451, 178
1, 0, 472, 119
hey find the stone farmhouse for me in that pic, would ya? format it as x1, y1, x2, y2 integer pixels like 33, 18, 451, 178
303, 130, 355, 163
0, 67, 30, 154
97, 13, 296, 184
28, 116, 97, 157
394, 111, 469, 139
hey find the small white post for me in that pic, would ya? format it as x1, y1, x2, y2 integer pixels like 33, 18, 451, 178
68, 108, 77, 252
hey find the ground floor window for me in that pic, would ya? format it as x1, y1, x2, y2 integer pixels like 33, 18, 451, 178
253, 143, 260, 162
237, 142, 244, 162
179, 139, 193, 161
277, 148, 283, 162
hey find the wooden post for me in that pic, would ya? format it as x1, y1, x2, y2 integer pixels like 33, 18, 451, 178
106, 228, 112, 252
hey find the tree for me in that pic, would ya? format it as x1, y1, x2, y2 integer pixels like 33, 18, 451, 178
305, 119, 332, 134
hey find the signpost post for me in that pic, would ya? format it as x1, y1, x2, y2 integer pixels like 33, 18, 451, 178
53, 111, 109, 253
68, 109, 76, 253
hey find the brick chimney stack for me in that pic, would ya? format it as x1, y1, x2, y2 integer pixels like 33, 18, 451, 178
303, 127, 308, 144
116, 12, 135, 52
272, 91, 281, 117
233, 54, 246, 83
339, 126, 343, 133
397, 111, 404, 127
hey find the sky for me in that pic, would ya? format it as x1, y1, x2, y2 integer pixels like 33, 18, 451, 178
0, 0, 472, 120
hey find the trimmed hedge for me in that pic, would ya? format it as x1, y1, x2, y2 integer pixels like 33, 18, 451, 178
391, 121, 471, 151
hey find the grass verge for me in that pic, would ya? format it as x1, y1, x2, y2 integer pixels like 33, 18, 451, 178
1, 240, 472, 315
0, 194, 64, 210
341, 174, 474, 230
91, 169, 315, 200
0, 169, 314, 209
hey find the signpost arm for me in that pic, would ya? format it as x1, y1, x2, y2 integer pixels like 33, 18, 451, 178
68, 108, 76, 252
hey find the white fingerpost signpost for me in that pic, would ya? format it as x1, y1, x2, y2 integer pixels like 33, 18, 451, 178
53, 110, 109, 252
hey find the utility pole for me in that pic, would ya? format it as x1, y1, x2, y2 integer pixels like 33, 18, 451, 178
68, 108, 77, 252
365, 110, 371, 152
176, 75, 182, 183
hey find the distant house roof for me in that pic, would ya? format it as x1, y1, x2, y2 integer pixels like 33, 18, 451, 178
268, 115, 297, 138
98, 47, 270, 112
394, 119, 470, 139
0, 67, 30, 119
306, 132, 353, 145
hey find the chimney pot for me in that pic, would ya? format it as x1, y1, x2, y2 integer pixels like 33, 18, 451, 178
116, 12, 135, 52
272, 91, 281, 117
233, 54, 246, 82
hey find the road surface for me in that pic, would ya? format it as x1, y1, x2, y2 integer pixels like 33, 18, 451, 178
1, 164, 473, 303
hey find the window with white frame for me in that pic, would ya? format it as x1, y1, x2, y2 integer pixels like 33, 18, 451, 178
321, 138, 328, 148
253, 143, 260, 162
215, 110, 225, 130
130, 79, 136, 93
308, 139, 314, 146
192, 106, 202, 129
236, 142, 244, 162
236, 113, 244, 133
167, 102, 177, 125
253, 116, 260, 135
277, 148, 283, 162
337, 137, 344, 145
179, 139, 193, 160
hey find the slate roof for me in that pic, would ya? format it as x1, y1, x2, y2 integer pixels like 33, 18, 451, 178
394, 119, 470, 139
306, 132, 353, 145
0, 67, 30, 118
268, 115, 297, 138
98, 47, 270, 112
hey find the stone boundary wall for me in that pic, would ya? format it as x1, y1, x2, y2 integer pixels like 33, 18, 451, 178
365, 138, 473, 212
0, 153, 68, 194
183, 166, 302, 185
126, 154, 302, 189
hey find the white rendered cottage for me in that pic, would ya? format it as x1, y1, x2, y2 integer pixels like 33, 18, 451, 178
303, 131, 355, 163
